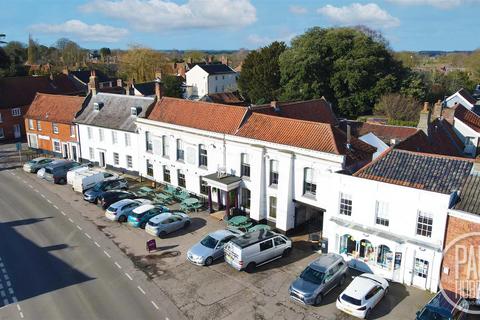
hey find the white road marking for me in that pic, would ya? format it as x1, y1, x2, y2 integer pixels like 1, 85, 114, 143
53, 205, 58, 210
68, 218, 74, 223
114, 262, 122, 269
137, 286, 146, 295
61, 211, 66, 216
19, 311, 24, 318
46, 199, 52, 204
94, 242, 100, 248
40, 194, 46, 198
125, 273, 133, 280
16, 304, 21, 311
35, 189, 39, 193
103, 251, 111, 258
84, 233, 92, 239
151, 301, 159, 310
76, 225, 82, 231
28, 185, 33, 189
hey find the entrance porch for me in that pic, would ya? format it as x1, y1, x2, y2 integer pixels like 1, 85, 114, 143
202, 172, 242, 220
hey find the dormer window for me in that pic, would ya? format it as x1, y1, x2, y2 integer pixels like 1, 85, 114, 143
93, 102, 103, 111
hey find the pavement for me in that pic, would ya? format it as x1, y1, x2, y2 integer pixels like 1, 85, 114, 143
0, 142, 435, 320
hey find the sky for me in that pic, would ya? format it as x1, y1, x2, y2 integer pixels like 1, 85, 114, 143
2, 0, 479, 51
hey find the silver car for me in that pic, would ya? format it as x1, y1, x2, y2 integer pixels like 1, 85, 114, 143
145, 211, 190, 237
105, 198, 151, 222
23, 157, 54, 173
289, 253, 348, 305
187, 229, 242, 266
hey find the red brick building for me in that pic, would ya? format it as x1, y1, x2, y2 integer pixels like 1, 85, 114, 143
0, 75, 80, 142
25, 93, 86, 161
441, 174, 480, 301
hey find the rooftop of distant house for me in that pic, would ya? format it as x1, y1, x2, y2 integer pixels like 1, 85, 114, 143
68, 69, 112, 84
25, 93, 85, 125
354, 148, 473, 194
455, 88, 477, 105
452, 173, 480, 215
454, 104, 480, 133
132, 81, 157, 96
339, 120, 418, 144
193, 63, 236, 75
201, 91, 246, 106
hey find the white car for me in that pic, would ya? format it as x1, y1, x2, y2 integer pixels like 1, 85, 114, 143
105, 198, 151, 222
37, 167, 46, 178
336, 273, 389, 319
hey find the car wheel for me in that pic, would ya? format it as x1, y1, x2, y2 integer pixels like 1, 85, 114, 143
93, 199, 98, 205
314, 293, 323, 306
59, 178, 66, 184
282, 248, 292, 258
245, 262, 256, 273
205, 256, 213, 266
365, 308, 372, 319
118, 215, 127, 223
159, 231, 167, 238
140, 222, 147, 229
383, 287, 389, 297
339, 274, 346, 287
184, 220, 190, 228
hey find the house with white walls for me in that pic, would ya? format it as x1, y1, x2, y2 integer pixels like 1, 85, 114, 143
452, 104, 480, 156
445, 88, 477, 110
185, 64, 237, 99
135, 97, 375, 233
74, 90, 155, 174
323, 148, 473, 292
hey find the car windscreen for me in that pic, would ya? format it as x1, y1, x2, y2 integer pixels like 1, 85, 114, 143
92, 181, 108, 191
416, 309, 449, 320
200, 235, 218, 249
300, 266, 324, 285
45, 168, 53, 174
341, 294, 362, 306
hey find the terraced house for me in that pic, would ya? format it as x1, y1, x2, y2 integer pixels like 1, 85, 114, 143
24, 93, 86, 160
136, 97, 375, 233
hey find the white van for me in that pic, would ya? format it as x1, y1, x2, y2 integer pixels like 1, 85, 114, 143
224, 230, 292, 273
73, 170, 106, 193
67, 166, 89, 185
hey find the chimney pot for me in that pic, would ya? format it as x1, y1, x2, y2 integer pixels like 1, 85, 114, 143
88, 70, 99, 95
155, 81, 163, 100
422, 102, 430, 112
116, 78, 123, 87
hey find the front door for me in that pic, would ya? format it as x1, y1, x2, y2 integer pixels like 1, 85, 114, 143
13, 124, 21, 138
412, 258, 429, 289
62, 143, 69, 159
72, 145, 78, 161
99, 151, 106, 167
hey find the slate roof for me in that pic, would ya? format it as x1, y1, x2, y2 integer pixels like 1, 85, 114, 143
74, 93, 155, 132
70, 69, 111, 85
195, 63, 236, 75
147, 97, 247, 135
457, 88, 477, 105
251, 99, 337, 125
354, 148, 473, 194
25, 93, 85, 125
0, 75, 80, 109
133, 81, 156, 96
236, 113, 375, 162
453, 174, 480, 215
454, 104, 480, 133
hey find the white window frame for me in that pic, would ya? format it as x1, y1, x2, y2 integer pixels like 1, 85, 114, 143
37, 120, 42, 131
70, 125, 75, 137
98, 128, 104, 142
87, 127, 92, 139
113, 152, 119, 166
126, 155, 132, 168
162, 135, 169, 157
375, 201, 389, 227
11, 108, 21, 117
28, 119, 34, 130
416, 211, 433, 238
53, 123, 59, 134
52, 139, 61, 153
0, 128, 5, 139
339, 193, 352, 216
303, 167, 316, 196
124, 133, 131, 146
112, 131, 118, 144
268, 196, 277, 220
176, 139, 185, 161
89, 147, 95, 160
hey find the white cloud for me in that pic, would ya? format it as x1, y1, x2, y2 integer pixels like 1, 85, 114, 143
317, 3, 400, 29
80, 0, 257, 32
246, 31, 297, 47
289, 5, 307, 15
31, 19, 128, 42
387, 0, 479, 9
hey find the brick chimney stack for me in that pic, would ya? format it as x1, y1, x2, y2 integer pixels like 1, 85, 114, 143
417, 102, 431, 134
126, 81, 132, 95
155, 80, 163, 100
117, 78, 123, 87
221, 55, 228, 65
88, 70, 99, 95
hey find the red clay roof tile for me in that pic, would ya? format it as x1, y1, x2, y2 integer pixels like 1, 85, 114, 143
25, 93, 85, 125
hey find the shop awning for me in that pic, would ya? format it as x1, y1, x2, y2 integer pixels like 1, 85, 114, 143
330, 217, 442, 252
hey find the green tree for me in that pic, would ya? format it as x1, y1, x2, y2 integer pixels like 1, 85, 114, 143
162, 75, 183, 98
279, 27, 405, 118
99, 47, 111, 61
55, 38, 84, 67
238, 41, 286, 104
374, 93, 422, 122
4, 41, 27, 65
119, 45, 167, 82
27, 35, 38, 64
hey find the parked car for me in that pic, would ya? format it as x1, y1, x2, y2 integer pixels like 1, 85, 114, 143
99, 190, 137, 209
105, 198, 152, 222
145, 211, 190, 237
127, 204, 169, 229
66, 162, 94, 185
73, 170, 119, 193
187, 229, 242, 266
83, 178, 128, 203
224, 230, 292, 273
415, 290, 469, 320
44, 160, 81, 184
336, 273, 389, 319
37, 167, 46, 178
23, 157, 54, 173
289, 253, 348, 305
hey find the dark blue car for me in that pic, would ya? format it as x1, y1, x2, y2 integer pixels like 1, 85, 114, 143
416, 291, 469, 320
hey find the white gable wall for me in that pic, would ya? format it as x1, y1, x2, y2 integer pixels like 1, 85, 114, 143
453, 117, 480, 156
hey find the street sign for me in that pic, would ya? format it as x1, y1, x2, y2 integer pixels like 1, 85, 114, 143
15, 142, 21, 151
146, 239, 157, 253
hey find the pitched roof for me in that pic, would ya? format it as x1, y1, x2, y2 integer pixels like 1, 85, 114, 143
251, 99, 338, 125
74, 93, 155, 132
0, 75, 80, 109
147, 97, 247, 134
457, 88, 477, 105
201, 92, 246, 106
453, 174, 480, 215
354, 148, 473, 194
69, 69, 111, 84
194, 63, 236, 75
341, 121, 418, 143
133, 81, 156, 96
25, 93, 85, 125
235, 113, 375, 161
454, 104, 480, 133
